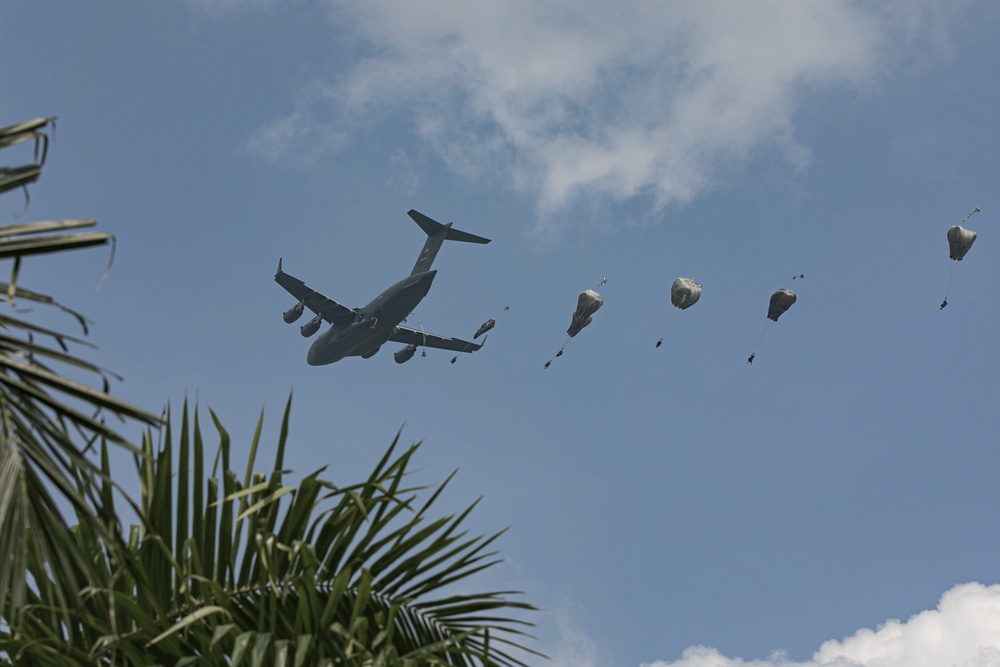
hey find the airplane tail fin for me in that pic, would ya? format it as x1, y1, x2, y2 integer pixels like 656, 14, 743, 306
408, 209, 490, 275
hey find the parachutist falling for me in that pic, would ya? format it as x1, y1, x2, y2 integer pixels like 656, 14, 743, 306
656, 278, 702, 348
749, 288, 797, 364
548, 290, 603, 366
450, 356, 457, 364
544, 360, 551, 369
942, 209, 981, 308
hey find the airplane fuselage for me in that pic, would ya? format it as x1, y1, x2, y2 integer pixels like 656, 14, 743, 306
306, 270, 436, 365
277, 210, 490, 366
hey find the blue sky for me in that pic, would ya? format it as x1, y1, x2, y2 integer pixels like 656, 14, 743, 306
4, 2, 1000, 665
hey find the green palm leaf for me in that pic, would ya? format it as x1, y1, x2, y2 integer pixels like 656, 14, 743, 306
0, 116, 160, 631
2, 400, 541, 666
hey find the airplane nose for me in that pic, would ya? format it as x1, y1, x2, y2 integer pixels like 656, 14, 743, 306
306, 339, 323, 366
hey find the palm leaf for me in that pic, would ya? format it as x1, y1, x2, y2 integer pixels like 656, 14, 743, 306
2, 400, 541, 666
0, 115, 160, 632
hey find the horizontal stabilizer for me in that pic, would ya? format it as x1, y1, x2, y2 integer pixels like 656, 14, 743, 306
407, 209, 490, 275
408, 209, 490, 244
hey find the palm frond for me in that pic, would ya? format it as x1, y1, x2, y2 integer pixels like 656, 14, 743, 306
0, 116, 160, 631
2, 400, 541, 666
0, 117, 53, 198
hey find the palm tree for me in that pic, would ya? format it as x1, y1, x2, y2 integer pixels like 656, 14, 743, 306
4, 401, 540, 666
0, 116, 161, 631
0, 118, 539, 665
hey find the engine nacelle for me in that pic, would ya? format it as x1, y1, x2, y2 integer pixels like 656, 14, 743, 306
283, 301, 305, 323
300, 315, 322, 337
394, 344, 417, 364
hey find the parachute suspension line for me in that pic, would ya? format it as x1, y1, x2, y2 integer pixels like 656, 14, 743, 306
557, 336, 570, 356
941, 263, 958, 310
545, 336, 571, 369
754, 321, 770, 351
410, 310, 429, 357
749, 321, 770, 364
657, 308, 679, 348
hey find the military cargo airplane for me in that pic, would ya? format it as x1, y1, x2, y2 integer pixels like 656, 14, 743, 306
276, 209, 490, 366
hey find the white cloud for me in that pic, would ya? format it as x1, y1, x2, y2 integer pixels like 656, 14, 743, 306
548, 607, 599, 667
250, 1, 962, 223
244, 82, 348, 162
388, 148, 419, 194
642, 582, 1000, 667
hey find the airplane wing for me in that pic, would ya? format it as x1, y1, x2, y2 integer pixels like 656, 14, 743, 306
390, 325, 483, 353
275, 261, 357, 327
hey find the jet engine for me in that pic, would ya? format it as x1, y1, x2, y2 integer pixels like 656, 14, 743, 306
394, 344, 417, 364
300, 315, 322, 337
283, 301, 305, 323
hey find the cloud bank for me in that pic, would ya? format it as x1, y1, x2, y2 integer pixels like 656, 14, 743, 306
245, 1, 956, 218
643, 582, 1000, 667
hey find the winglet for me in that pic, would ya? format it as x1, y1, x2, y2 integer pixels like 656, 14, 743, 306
277, 257, 284, 276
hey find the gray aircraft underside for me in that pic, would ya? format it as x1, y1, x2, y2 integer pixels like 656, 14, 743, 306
275, 209, 490, 366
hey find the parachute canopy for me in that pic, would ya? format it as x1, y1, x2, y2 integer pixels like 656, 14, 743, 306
567, 289, 603, 337
767, 288, 796, 322
947, 225, 977, 261
670, 277, 702, 310
474, 319, 495, 339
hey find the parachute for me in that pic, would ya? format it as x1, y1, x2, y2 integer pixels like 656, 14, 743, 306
546, 288, 604, 368
567, 289, 603, 337
749, 285, 799, 365
947, 225, 976, 261
449, 306, 508, 367
941, 208, 981, 309
474, 319, 495, 339
657, 278, 702, 348
767, 288, 796, 321
474, 306, 509, 340
671, 278, 702, 310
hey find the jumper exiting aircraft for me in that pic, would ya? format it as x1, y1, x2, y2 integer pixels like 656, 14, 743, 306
276, 209, 491, 366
